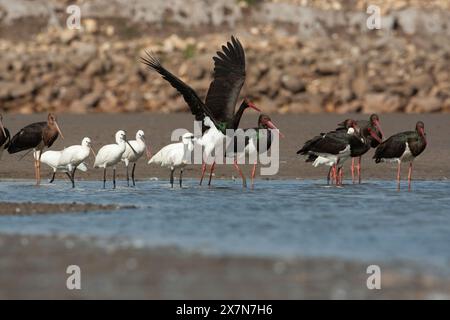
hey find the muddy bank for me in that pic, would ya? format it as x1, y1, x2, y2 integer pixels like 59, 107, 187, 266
0, 202, 132, 215
0, 234, 448, 299
0, 113, 449, 183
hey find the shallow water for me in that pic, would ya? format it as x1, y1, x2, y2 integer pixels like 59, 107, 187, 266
0, 179, 450, 273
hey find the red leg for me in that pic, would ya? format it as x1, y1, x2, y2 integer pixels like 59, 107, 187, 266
199, 161, 206, 185
251, 161, 257, 189
397, 161, 401, 191
207, 161, 216, 186
408, 162, 412, 192
357, 156, 362, 184
233, 159, 247, 188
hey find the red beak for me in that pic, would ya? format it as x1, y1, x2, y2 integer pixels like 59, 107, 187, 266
247, 100, 261, 112
374, 120, 384, 141
266, 120, 285, 138
369, 129, 382, 143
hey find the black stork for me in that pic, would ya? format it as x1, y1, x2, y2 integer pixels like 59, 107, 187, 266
373, 121, 427, 191
7, 113, 64, 185
297, 120, 360, 185
230, 114, 283, 188
140, 36, 260, 187
0, 114, 10, 160
337, 114, 384, 183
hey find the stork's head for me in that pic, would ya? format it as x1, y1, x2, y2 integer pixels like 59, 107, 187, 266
416, 121, 426, 139
48, 113, 64, 139
369, 114, 384, 139
258, 114, 284, 138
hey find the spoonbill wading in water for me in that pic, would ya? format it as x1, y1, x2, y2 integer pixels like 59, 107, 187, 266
56, 137, 95, 187
39, 150, 89, 185
373, 121, 427, 191
148, 132, 196, 188
6, 113, 64, 185
121, 130, 152, 187
140, 36, 260, 188
94, 130, 136, 189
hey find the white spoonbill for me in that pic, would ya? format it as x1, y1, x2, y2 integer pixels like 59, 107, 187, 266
58, 137, 95, 187
38, 150, 88, 185
148, 132, 196, 188
121, 130, 152, 187
94, 130, 136, 189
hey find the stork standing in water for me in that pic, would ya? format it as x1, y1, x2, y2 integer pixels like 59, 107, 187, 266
373, 121, 427, 191
121, 130, 152, 187
337, 114, 384, 183
39, 150, 89, 185
297, 121, 361, 185
148, 132, 196, 188
7, 113, 64, 185
230, 114, 283, 188
94, 130, 136, 189
141, 36, 260, 188
0, 114, 10, 160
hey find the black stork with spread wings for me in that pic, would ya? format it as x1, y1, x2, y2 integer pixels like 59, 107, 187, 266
141, 36, 261, 187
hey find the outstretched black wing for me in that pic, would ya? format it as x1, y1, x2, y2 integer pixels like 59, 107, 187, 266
205, 36, 246, 125
140, 52, 210, 122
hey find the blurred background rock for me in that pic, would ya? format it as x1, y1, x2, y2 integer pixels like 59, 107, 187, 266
1, 0, 449, 114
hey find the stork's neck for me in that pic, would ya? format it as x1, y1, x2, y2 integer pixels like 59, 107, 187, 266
232, 101, 248, 130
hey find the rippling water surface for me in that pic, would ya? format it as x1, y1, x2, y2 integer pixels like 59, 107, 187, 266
1, 179, 450, 272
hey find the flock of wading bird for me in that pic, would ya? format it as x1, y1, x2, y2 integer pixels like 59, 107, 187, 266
0, 36, 427, 191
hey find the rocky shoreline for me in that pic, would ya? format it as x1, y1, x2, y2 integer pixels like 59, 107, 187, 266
1, 0, 450, 114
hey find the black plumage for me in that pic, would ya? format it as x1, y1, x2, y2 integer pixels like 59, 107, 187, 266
374, 121, 426, 162
7, 113, 63, 185
373, 121, 427, 191
141, 36, 255, 133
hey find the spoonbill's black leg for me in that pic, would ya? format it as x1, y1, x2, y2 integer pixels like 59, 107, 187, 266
170, 167, 174, 188
179, 168, 183, 188
113, 168, 116, 189
103, 168, 106, 189
207, 161, 216, 186
131, 163, 136, 187
49, 171, 56, 183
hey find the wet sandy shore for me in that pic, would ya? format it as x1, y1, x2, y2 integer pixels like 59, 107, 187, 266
0, 113, 449, 183
0, 234, 449, 299
0, 202, 133, 215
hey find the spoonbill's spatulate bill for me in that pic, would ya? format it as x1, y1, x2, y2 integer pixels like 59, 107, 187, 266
94, 130, 136, 189
6, 113, 64, 186
141, 36, 261, 188
121, 130, 152, 187
337, 114, 384, 184
374, 121, 427, 191
148, 132, 196, 188
0, 114, 10, 160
